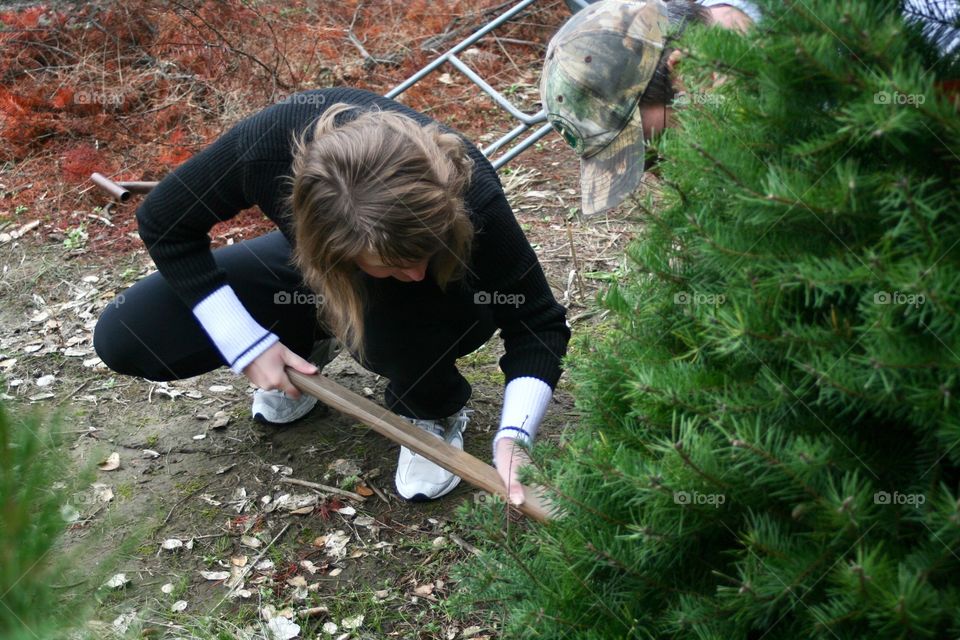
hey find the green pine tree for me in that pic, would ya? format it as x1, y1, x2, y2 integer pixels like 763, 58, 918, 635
453, 1, 960, 638
0, 401, 99, 639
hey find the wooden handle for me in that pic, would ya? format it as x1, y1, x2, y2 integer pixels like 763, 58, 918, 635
287, 369, 553, 523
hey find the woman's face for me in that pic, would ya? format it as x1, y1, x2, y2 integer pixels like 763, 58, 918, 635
355, 251, 429, 282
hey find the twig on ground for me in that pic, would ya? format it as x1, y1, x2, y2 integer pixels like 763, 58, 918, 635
565, 220, 587, 300
364, 478, 391, 504
280, 476, 366, 502
449, 532, 482, 556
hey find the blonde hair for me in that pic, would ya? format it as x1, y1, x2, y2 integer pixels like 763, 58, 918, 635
289, 103, 475, 357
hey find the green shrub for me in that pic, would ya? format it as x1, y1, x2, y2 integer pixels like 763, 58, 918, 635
454, 1, 960, 637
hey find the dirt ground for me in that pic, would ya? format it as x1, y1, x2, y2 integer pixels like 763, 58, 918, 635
0, 138, 636, 639
0, 1, 637, 637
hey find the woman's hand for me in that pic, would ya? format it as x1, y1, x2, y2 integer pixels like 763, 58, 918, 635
242, 342, 317, 399
494, 437, 532, 505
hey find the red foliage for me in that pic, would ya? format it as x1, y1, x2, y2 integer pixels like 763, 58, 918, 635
0, 0, 568, 252
61, 145, 112, 184
157, 128, 194, 167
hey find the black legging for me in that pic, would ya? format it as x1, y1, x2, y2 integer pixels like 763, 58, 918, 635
93, 231, 496, 419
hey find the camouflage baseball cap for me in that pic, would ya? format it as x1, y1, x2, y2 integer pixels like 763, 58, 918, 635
541, 0, 668, 216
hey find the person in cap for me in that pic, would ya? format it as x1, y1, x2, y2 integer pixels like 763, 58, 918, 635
541, 0, 759, 216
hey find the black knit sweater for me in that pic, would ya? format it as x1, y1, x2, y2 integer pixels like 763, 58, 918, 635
135, 88, 569, 388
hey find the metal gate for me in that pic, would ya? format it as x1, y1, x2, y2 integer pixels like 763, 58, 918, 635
386, 0, 563, 170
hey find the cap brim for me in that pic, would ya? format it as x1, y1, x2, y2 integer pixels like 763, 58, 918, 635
579, 107, 645, 217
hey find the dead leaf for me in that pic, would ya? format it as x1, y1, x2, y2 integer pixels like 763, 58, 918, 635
328, 459, 361, 477
200, 570, 230, 581
266, 617, 301, 640
323, 530, 350, 559
341, 613, 364, 630
328, 568, 342, 577
35, 374, 55, 387
287, 575, 307, 588
414, 583, 435, 596
241, 535, 262, 549
210, 410, 230, 429
98, 452, 120, 471
231, 555, 248, 567
103, 573, 129, 589
92, 483, 113, 503
335, 506, 356, 517
438, 72, 454, 84
355, 483, 374, 497
161, 539, 183, 551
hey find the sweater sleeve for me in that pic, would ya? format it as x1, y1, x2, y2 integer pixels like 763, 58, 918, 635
470, 192, 571, 389
135, 125, 280, 372
136, 126, 252, 307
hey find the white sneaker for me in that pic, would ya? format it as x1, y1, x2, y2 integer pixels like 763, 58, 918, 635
395, 408, 472, 502
252, 389, 318, 425
251, 338, 340, 425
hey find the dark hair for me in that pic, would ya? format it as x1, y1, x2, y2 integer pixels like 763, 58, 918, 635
638, 0, 709, 105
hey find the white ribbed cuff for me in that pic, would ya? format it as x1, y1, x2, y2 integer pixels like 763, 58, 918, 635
192, 284, 279, 374
493, 376, 553, 458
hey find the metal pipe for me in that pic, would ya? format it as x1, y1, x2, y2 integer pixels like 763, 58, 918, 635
117, 181, 158, 194
491, 122, 554, 169
90, 172, 131, 202
386, 0, 539, 99
483, 121, 530, 157
446, 55, 538, 124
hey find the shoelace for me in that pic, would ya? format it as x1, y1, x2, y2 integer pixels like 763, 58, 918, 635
443, 408, 474, 443
407, 408, 474, 444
